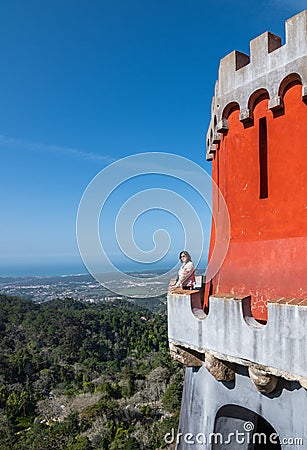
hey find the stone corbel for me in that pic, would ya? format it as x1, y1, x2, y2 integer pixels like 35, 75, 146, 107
248, 366, 278, 394
169, 342, 202, 367
205, 352, 235, 382
298, 377, 307, 390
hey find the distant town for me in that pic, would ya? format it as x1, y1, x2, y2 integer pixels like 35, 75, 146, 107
0, 272, 173, 312
0, 267, 207, 313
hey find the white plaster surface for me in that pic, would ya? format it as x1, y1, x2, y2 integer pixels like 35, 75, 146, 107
176, 365, 307, 449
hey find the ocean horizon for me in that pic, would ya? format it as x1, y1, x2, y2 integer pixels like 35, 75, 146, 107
0, 262, 187, 279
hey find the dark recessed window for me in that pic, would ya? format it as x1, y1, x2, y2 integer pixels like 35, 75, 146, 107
259, 117, 268, 199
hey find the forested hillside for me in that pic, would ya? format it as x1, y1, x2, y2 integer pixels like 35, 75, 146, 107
0, 295, 183, 449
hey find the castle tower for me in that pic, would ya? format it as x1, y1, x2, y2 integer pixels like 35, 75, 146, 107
168, 11, 307, 449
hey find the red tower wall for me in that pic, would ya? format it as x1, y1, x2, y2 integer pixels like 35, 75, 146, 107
209, 84, 307, 321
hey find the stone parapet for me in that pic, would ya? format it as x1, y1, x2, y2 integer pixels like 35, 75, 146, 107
167, 293, 307, 381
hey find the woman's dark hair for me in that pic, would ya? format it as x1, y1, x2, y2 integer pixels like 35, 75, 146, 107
179, 250, 192, 262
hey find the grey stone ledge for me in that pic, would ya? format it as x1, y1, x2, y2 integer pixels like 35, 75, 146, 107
169, 337, 304, 383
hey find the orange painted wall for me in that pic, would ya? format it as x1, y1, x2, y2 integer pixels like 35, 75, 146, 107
209, 84, 307, 321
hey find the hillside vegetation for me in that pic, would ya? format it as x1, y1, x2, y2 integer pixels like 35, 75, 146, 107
0, 294, 183, 449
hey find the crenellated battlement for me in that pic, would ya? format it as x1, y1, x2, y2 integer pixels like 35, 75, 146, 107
206, 10, 307, 159
168, 293, 307, 384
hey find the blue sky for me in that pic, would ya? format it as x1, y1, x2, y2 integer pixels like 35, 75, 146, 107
0, 0, 305, 276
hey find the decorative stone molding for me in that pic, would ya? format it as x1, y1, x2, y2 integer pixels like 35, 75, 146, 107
206, 10, 307, 159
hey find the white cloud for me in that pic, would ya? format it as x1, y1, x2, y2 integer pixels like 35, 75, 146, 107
0, 134, 115, 163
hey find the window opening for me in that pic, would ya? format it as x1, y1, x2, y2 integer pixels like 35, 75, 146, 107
259, 117, 268, 199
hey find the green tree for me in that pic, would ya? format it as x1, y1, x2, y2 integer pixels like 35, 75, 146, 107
162, 373, 184, 413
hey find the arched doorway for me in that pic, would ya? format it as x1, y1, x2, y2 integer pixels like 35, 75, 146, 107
213, 405, 281, 449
